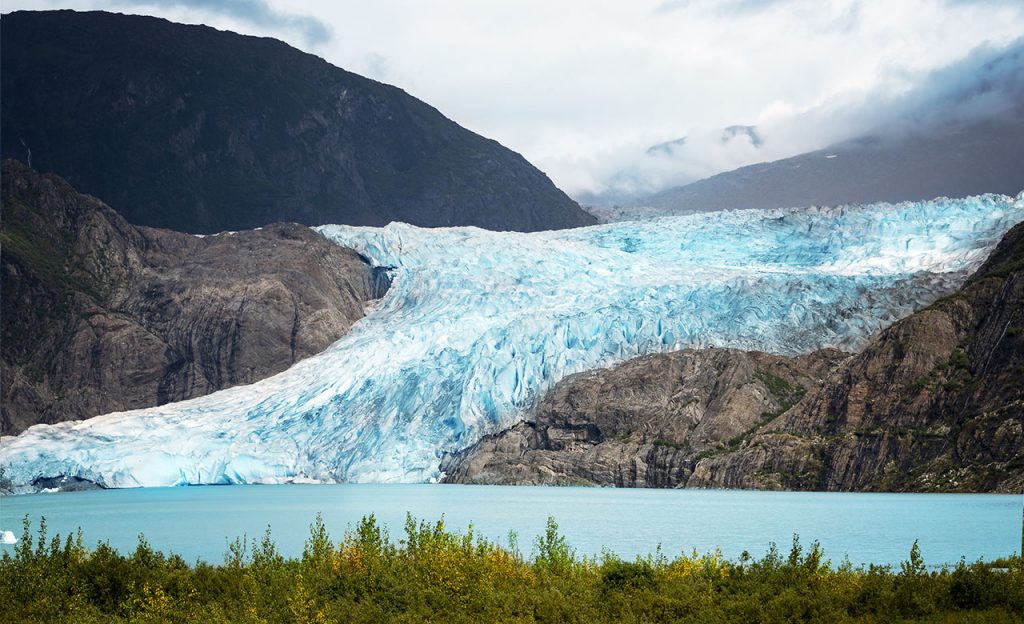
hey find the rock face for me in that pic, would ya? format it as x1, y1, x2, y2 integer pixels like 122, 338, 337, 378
1, 160, 389, 435
0, 10, 595, 234
441, 349, 847, 487
692, 221, 1024, 493
444, 223, 1024, 492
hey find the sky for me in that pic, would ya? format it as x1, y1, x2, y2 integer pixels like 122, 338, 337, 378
4, 0, 1024, 200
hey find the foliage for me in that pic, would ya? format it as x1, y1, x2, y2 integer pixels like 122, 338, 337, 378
1, 514, 1022, 623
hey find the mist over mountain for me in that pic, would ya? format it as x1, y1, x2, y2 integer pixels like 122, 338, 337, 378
645, 136, 689, 157
583, 37, 1024, 217
0, 10, 595, 234
720, 125, 763, 148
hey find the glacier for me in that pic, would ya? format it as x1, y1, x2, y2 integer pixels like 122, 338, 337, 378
2, 193, 1022, 491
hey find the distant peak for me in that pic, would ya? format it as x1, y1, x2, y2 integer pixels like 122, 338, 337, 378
721, 125, 763, 147
646, 136, 688, 156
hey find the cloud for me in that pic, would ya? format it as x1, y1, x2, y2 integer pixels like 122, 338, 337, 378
763, 35, 1024, 156
654, 0, 790, 16
2, 0, 1022, 200
118, 0, 330, 45
653, 0, 862, 32
565, 2, 1024, 201
1, 0, 332, 48
584, 36, 1024, 204
891, 37, 1024, 128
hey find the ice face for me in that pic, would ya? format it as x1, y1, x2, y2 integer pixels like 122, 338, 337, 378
2, 194, 1022, 491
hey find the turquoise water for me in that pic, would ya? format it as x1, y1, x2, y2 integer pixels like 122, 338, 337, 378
1, 485, 1020, 567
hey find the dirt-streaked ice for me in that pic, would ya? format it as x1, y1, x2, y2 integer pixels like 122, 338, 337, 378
2, 194, 1022, 491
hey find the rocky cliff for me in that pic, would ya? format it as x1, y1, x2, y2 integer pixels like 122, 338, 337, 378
1, 10, 595, 234
440, 349, 848, 487
443, 222, 1024, 492
1, 160, 389, 434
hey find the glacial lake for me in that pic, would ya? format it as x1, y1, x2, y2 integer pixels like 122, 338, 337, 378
1, 485, 1020, 567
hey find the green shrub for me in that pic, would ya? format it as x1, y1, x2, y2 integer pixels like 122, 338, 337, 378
600, 557, 656, 591
0, 514, 1021, 623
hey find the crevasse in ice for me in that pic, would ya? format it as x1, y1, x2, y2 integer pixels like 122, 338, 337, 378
2, 194, 1022, 491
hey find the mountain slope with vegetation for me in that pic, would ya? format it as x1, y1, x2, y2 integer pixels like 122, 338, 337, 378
1, 160, 389, 435
0, 10, 595, 234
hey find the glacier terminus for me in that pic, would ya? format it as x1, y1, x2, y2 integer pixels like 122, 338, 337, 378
2, 194, 1023, 492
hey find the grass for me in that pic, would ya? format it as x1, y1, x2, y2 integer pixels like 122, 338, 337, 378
2, 514, 1022, 623
652, 438, 685, 450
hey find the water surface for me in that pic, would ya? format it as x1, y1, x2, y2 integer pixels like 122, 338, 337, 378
1, 485, 1019, 567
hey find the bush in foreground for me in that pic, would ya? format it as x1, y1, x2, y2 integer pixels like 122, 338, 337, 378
1, 514, 1021, 623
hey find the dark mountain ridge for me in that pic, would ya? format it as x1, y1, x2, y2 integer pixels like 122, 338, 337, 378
1, 10, 595, 234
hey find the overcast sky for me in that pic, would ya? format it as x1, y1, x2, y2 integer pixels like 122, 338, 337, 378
4, 0, 1024, 199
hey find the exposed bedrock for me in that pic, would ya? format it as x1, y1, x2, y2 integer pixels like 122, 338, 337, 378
441, 349, 847, 487
444, 222, 1024, 492
1, 160, 388, 434
3, 189, 1020, 490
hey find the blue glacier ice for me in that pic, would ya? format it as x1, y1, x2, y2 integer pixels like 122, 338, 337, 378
2, 194, 1022, 491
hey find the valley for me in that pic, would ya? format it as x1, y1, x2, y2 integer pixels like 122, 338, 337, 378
3, 182, 1021, 492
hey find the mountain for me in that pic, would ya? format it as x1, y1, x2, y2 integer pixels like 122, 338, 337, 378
618, 41, 1024, 216
440, 348, 847, 486
0, 160, 389, 435
443, 220, 1024, 492
645, 136, 688, 156
3, 193, 1020, 491
636, 120, 1024, 214
720, 125, 762, 147
0, 10, 595, 234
